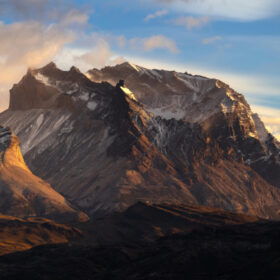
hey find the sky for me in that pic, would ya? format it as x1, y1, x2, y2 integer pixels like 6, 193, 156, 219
0, 0, 279, 138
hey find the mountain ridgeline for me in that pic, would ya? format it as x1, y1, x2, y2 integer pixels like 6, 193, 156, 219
0, 62, 280, 219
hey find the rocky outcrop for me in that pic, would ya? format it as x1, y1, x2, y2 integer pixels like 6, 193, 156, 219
0, 214, 82, 256
0, 126, 88, 222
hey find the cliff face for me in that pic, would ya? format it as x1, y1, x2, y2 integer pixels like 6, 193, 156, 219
0, 62, 280, 219
0, 126, 88, 222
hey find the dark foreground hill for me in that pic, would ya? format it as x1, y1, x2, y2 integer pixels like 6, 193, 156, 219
0, 202, 280, 280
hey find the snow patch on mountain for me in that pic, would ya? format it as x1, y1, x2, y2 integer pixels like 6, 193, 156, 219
175, 73, 199, 92
36, 114, 44, 127
87, 101, 97, 111
35, 73, 52, 86
79, 91, 90, 101
148, 106, 186, 120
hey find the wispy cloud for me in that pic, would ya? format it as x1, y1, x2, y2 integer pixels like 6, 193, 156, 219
202, 36, 222, 45
0, 20, 75, 79
144, 9, 168, 22
173, 16, 209, 30
74, 36, 125, 70
60, 9, 89, 26
130, 35, 179, 53
156, 0, 280, 21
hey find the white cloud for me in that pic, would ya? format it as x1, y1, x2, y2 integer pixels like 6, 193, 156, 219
74, 40, 125, 70
202, 36, 222, 45
54, 46, 125, 72
130, 35, 179, 53
157, 0, 280, 21
0, 20, 75, 80
173, 16, 209, 30
54, 34, 179, 71
144, 9, 168, 22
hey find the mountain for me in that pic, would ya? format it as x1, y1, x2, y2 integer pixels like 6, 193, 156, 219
88, 62, 280, 187
0, 125, 87, 222
0, 62, 280, 219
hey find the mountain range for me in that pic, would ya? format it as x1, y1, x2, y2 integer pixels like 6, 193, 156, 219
0, 61, 280, 278
0, 61, 279, 220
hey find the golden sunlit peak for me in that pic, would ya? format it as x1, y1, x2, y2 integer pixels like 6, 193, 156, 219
120, 86, 138, 101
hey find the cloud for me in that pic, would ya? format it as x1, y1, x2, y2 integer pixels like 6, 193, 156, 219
73, 39, 125, 70
156, 0, 280, 21
0, 21, 74, 80
202, 36, 222, 45
0, 0, 94, 113
0, 20, 75, 112
55, 33, 178, 71
144, 9, 168, 22
60, 9, 89, 26
173, 16, 209, 30
0, 0, 52, 19
0, 0, 92, 25
117, 35, 126, 48
130, 35, 179, 53
0, 6, 90, 113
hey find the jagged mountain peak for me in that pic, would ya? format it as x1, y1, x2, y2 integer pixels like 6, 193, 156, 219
30, 61, 58, 76
41, 61, 57, 70
70, 65, 81, 73
9, 63, 109, 111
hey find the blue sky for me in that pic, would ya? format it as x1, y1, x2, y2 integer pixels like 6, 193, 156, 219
0, 0, 279, 137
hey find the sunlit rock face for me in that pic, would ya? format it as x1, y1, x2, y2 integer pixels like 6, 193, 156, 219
0, 126, 88, 222
0, 62, 280, 219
